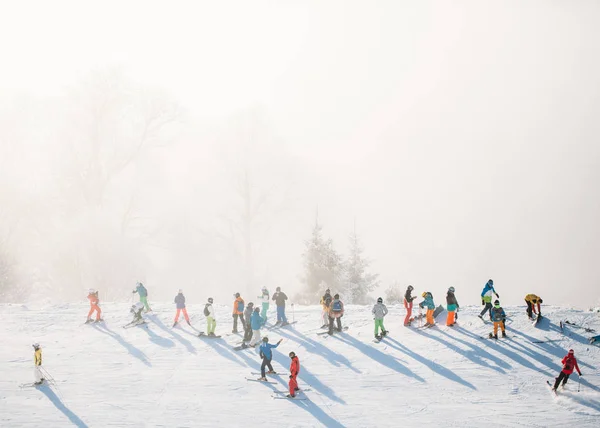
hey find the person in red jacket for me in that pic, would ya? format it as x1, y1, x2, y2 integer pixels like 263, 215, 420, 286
552, 349, 582, 391
288, 351, 301, 398
86, 289, 102, 323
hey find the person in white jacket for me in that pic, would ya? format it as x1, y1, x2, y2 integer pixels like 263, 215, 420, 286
204, 297, 217, 336
372, 297, 389, 339
258, 287, 270, 326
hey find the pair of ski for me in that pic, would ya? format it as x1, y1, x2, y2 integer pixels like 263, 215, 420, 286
198, 332, 222, 339
561, 320, 596, 333
267, 321, 298, 331
317, 326, 349, 336
123, 320, 147, 329
234, 343, 260, 351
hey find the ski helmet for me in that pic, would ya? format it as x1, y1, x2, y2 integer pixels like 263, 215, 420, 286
137, 282, 143, 287
538, 298, 543, 304
248, 302, 254, 307
178, 289, 183, 294
408, 285, 414, 291
263, 337, 269, 342
377, 297, 383, 303
276, 287, 281, 292
208, 297, 213, 303
334, 293, 340, 299
325, 288, 330, 293
422, 292, 427, 298
254, 307, 260, 312
568, 349, 574, 355
289, 351, 296, 358
235, 292, 240, 298
494, 299, 500, 306
448, 287, 455, 293
488, 279, 493, 285
32, 343, 40, 349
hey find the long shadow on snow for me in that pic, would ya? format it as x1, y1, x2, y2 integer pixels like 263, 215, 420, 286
330, 334, 425, 384
146, 315, 196, 355
201, 336, 260, 369
91, 323, 152, 367
38, 384, 88, 427
560, 390, 600, 414
438, 327, 511, 372
274, 327, 361, 373
385, 336, 476, 390
272, 351, 346, 405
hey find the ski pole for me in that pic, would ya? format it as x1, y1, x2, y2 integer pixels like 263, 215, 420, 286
292, 303, 295, 323
578, 374, 581, 392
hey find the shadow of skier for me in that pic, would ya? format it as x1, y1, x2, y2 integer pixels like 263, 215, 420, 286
38, 384, 88, 427
146, 314, 196, 355
91, 323, 153, 367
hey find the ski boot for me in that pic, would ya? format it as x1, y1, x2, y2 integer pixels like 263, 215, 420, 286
173, 322, 178, 328
375, 335, 382, 341
258, 377, 267, 382
286, 394, 295, 398
267, 370, 277, 374
502, 331, 506, 338
281, 321, 290, 326
382, 330, 388, 336
95, 318, 104, 323
186, 320, 192, 326
208, 332, 216, 337
477, 315, 483, 320
85, 318, 93, 324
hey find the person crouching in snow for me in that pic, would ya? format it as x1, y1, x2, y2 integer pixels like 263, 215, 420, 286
372, 297, 388, 339
130, 302, 145, 324
33, 343, 44, 385
249, 307, 263, 346
490, 300, 506, 339
86, 289, 103, 323
288, 351, 301, 398
419, 292, 436, 326
173, 289, 191, 327
257, 337, 283, 381
552, 349, 582, 391
446, 287, 459, 326
524, 294, 543, 319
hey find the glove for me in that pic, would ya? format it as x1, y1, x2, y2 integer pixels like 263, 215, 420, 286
579, 373, 583, 377
495, 293, 500, 298
482, 300, 485, 305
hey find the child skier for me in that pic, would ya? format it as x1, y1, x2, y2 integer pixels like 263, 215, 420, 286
249, 307, 263, 347
328, 294, 345, 335
258, 287, 270, 325
86, 289, 103, 323
372, 297, 388, 339
243, 302, 255, 344
320, 289, 333, 328
479, 279, 498, 320
272, 287, 289, 326
33, 343, 44, 385
173, 289, 191, 327
130, 301, 145, 324
446, 287, 459, 326
524, 294, 543, 319
490, 300, 506, 339
287, 351, 301, 398
258, 337, 282, 381
232, 293, 245, 333
552, 349, 582, 391
132, 282, 152, 312
404, 285, 416, 326
204, 297, 217, 336
419, 292, 436, 326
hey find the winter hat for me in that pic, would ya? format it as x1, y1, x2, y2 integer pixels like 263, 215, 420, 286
325, 289, 330, 293
178, 289, 183, 293
539, 298, 543, 304
276, 287, 281, 291
448, 287, 455, 293
235, 292, 240, 298
422, 292, 427, 298
494, 300, 500, 306
254, 307, 260, 312
32, 343, 40, 349
263, 337, 269, 342
248, 302, 254, 307
208, 297, 213, 303
377, 297, 383, 303
289, 351, 296, 358
488, 279, 494, 285
568, 349, 574, 355
334, 294, 340, 299
408, 285, 414, 291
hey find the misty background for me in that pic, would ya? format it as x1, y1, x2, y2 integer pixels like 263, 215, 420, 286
1, 0, 599, 307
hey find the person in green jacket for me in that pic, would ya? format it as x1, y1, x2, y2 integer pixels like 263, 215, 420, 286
132, 282, 152, 312
258, 286, 270, 325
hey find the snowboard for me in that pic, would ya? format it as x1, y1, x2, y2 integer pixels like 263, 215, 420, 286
245, 378, 276, 384
317, 326, 348, 336
198, 333, 222, 338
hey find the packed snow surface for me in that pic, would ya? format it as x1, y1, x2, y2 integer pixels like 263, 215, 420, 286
1, 303, 599, 427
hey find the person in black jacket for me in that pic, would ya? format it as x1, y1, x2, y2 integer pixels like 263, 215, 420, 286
446, 287, 459, 326
272, 287, 289, 326
404, 285, 417, 326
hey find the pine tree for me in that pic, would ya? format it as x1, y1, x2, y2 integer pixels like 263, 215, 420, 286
342, 229, 380, 304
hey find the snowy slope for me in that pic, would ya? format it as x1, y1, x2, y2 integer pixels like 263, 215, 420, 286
1, 303, 599, 427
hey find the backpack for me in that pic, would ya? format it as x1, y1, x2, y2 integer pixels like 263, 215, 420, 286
332, 300, 342, 312
204, 305, 210, 317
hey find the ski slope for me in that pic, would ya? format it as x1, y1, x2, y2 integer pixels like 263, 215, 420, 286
1, 303, 599, 427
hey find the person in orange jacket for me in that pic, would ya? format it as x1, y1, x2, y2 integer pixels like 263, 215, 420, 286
86, 289, 103, 323
287, 351, 301, 398
232, 293, 245, 333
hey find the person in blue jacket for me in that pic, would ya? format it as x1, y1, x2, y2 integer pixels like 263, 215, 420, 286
249, 307, 263, 346
418, 292, 436, 326
132, 282, 152, 312
257, 337, 283, 381
478, 279, 499, 320
489, 300, 506, 339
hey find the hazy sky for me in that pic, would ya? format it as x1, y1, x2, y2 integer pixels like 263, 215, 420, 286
1, 1, 599, 307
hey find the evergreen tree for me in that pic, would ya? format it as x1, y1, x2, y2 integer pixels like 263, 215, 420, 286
342, 229, 380, 304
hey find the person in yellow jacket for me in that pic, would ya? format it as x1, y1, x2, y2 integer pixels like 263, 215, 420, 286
320, 289, 332, 328
524, 294, 543, 319
33, 343, 44, 385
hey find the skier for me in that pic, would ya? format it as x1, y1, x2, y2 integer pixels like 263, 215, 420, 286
258, 337, 283, 381
258, 287, 270, 325
232, 292, 245, 333
272, 287, 289, 326
446, 287, 459, 326
552, 349, 582, 391
320, 289, 333, 328
173, 289, 191, 327
372, 297, 388, 339
524, 294, 543, 319
86, 289, 103, 323
249, 307, 263, 346
418, 291, 436, 326
404, 285, 416, 326
490, 299, 506, 339
328, 294, 345, 335
479, 279, 499, 320
204, 297, 217, 336
287, 351, 301, 398
132, 282, 152, 312
32, 343, 44, 385
243, 302, 255, 344
130, 301, 145, 324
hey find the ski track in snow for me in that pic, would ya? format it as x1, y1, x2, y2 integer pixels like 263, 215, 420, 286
0, 304, 599, 427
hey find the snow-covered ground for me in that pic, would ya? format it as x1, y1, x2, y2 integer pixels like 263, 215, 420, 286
1, 303, 599, 427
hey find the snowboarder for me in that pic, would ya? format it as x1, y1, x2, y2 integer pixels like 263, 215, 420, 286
132, 282, 152, 312
249, 307, 263, 346
446, 287, 459, 326
490, 299, 506, 339
258, 287, 270, 325
372, 297, 388, 339
419, 292, 436, 326
204, 297, 217, 336
552, 349, 582, 391
524, 294, 543, 319
232, 293, 245, 333
320, 289, 333, 328
479, 279, 499, 321
173, 289, 191, 327
243, 302, 255, 343
130, 301, 145, 324
86, 289, 102, 323
258, 337, 282, 381
272, 287, 289, 326
32, 343, 44, 385
328, 294, 345, 335
404, 285, 416, 326
287, 351, 301, 398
